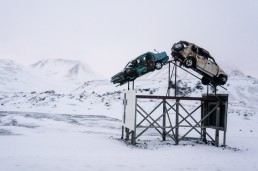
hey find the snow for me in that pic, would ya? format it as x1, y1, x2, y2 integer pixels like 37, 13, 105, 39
0, 59, 103, 93
30, 58, 104, 84
0, 111, 258, 171
1, 59, 258, 170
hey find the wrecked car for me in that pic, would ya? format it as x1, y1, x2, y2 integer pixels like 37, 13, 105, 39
111, 51, 169, 85
171, 40, 228, 85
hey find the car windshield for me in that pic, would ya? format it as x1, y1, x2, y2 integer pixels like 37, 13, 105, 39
125, 62, 133, 68
208, 56, 217, 65
125, 59, 137, 68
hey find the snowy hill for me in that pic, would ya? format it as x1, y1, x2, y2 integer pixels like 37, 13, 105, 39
1, 60, 258, 171
0, 60, 44, 92
1, 62, 258, 119
0, 59, 103, 93
30, 59, 103, 84
1, 59, 258, 136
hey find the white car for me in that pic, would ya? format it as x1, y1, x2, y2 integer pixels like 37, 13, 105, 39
171, 41, 228, 85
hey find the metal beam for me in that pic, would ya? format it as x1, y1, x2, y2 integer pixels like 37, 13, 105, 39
179, 102, 220, 141
136, 95, 218, 101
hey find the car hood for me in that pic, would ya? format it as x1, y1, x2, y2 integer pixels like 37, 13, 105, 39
111, 71, 123, 80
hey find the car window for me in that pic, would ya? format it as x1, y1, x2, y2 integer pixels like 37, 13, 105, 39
181, 41, 189, 46
208, 56, 217, 64
146, 55, 154, 62
198, 48, 208, 58
191, 45, 197, 53
126, 60, 138, 68
140, 56, 146, 63
146, 53, 152, 60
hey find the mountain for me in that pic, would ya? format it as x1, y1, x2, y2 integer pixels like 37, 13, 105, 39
0, 63, 257, 117
30, 59, 103, 84
0, 60, 42, 92
1, 59, 258, 117
0, 59, 103, 93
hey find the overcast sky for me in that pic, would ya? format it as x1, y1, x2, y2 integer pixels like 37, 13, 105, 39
0, 0, 257, 79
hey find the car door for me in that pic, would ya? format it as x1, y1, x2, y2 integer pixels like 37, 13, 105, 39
146, 53, 155, 71
135, 56, 148, 75
203, 57, 219, 76
195, 47, 207, 70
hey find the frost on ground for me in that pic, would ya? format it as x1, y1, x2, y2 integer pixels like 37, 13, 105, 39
0, 110, 258, 171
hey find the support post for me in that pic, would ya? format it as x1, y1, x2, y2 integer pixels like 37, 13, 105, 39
131, 131, 136, 145
121, 93, 126, 139
201, 101, 207, 143
175, 99, 179, 144
132, 98, 137, 145
121, 126, 124, 139
168, 62, 171, 96
125, 128, 129, 141
162, 99, 166, 141
215, 102, 221, 146
175, 61, 177, 97
223, 129, 227, 147
223, 101, 228, 147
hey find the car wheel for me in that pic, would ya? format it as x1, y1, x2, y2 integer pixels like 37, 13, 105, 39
173, 42, 184, 51
219, 75, 227, 85
184, 57, 195, 68
155, 61, 162, 70
201, 77, 210, 85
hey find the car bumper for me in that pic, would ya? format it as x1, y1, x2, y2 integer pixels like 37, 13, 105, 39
111, 73, 125, 84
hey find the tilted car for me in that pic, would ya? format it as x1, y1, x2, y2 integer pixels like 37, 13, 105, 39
111, 51, 169, 85
171, 41, 228, 86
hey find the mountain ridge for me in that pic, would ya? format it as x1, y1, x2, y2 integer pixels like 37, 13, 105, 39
0, 58, 103, 93
0, 59, 258, 118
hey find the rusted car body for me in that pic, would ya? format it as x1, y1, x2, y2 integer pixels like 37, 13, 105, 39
171, 41, 228, 85
111, 51, 169, 85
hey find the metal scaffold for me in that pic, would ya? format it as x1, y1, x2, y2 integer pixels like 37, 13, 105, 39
121, 60, 229, 147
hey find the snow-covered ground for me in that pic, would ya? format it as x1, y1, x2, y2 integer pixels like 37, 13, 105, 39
0, 110, 257, 171
1, 59, 258, 170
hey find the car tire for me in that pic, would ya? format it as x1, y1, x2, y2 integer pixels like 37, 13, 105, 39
155, 61, 162, 70
173, 42, 184, 51
201, 77, 210, 85
219, 75, 227, 85
184, 57, 195, 68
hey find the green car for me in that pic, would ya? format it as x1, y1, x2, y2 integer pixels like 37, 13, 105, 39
111, 51, 169, 85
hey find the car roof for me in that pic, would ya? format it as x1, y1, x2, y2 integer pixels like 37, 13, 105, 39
181, 40, 218, 60
133, 52, 154, 60
181, 40, 211, 55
